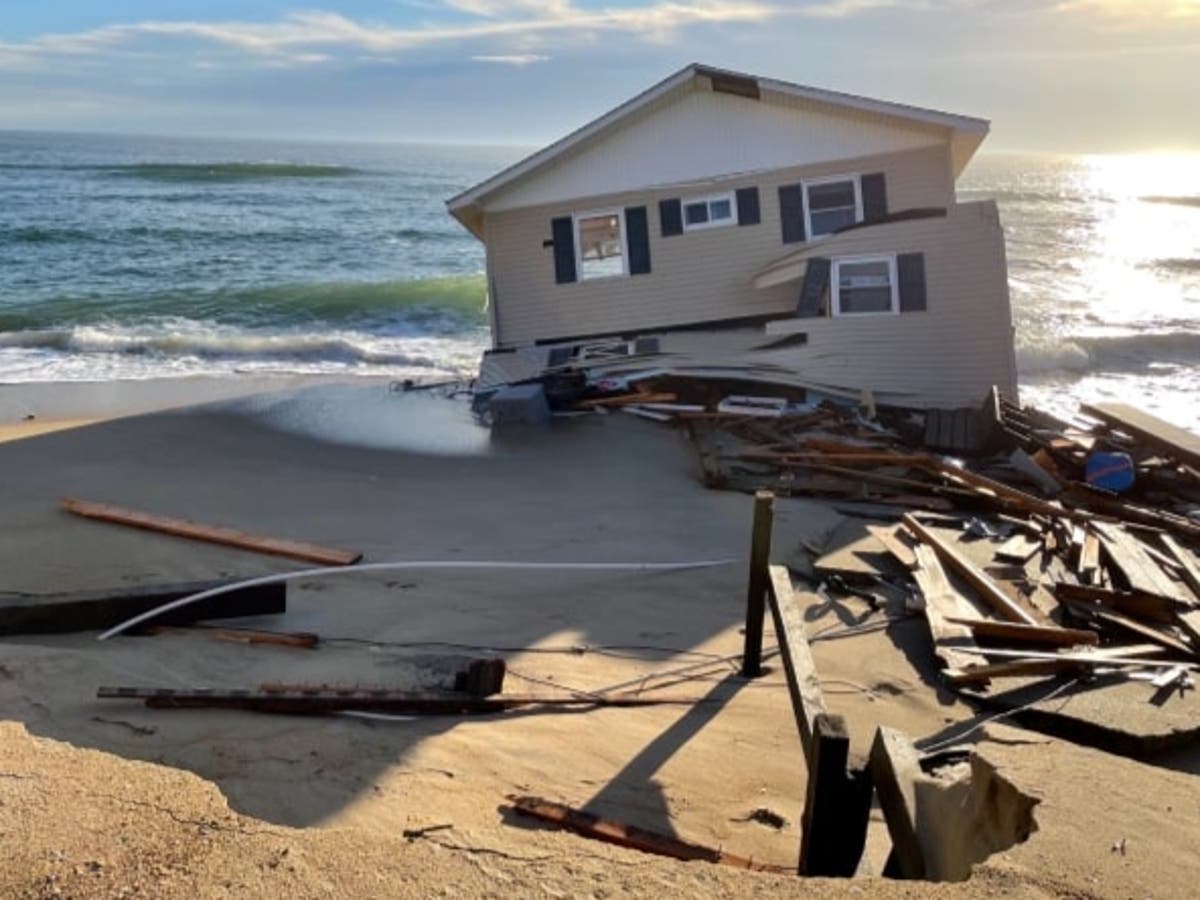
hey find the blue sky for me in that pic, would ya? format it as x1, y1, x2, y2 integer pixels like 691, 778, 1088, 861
1, 1, 1197, 152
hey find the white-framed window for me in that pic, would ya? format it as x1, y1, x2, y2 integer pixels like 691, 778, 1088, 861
682, 192, 737, 231
804, 174, 862, 238
831, 255, 899, 316
574, 209, 628, 280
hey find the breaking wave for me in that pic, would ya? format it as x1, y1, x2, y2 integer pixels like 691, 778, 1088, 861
111, 162, 360, 182
1018, 329, 1200, 376
1143, 257, 1200, 273
0, 275, 487, 331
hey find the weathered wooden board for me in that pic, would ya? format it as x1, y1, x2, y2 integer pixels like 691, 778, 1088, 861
1081, 402, 1200, 470
62, 497, 362, 566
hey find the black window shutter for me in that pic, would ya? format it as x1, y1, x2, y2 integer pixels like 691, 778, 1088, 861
861, 173, 888, 223
797, 257, 830, 317
898, 252, 927, 311
550, 216, 576, 284
625, 206, 651, 276
778, 184, 806, 243
735, 187, 760, 226
659, 198, 683, 237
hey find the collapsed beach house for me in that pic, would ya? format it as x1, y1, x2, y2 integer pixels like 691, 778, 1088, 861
449, 63, 1018, 412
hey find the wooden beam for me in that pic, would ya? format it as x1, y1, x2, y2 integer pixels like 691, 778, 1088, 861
944, 617, 1098, 647
1060, 600, 1197, 657
766, 564, 824, 756
1054, 583, 1180, 624
868, 726, 927, 879
944, 659, 1079, 686
742, 491, 774, 678
1081, 402, 1200, 470
800, 713, 870, 877
0, 580, 285, 636
903, 515, 1038, 626
61, 497, 362, 566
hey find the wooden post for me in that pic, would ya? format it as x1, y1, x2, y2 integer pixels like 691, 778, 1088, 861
741, 490, 774, 678
868, 726, 927, 879
765, 564, 871, 877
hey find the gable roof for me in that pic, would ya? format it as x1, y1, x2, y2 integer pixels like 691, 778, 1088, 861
448, 63, 989, 238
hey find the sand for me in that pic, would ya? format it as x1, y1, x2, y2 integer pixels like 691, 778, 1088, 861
0, 379, 1198, 897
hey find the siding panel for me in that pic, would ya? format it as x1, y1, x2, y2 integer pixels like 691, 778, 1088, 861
487, 144, 955, 346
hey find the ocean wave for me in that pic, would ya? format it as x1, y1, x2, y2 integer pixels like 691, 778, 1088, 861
0, 324, 451, 366
1142, 257, 1200, 273
108, 162, 360, 183
1141, 195, 1200, 208
0, 275, 488, 330
1018, 329, 1200, 376
0, 225, 97, 245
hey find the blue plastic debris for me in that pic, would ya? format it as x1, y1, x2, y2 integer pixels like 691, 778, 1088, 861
1085, 451, 1135, 493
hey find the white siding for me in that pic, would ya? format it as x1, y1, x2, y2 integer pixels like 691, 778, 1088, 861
759, 201, 1018, 406
486, 144, 955, 347
485, 80, 948, 213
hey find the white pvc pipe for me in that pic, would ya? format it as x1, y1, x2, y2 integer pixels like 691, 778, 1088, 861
97, 558, 737, 642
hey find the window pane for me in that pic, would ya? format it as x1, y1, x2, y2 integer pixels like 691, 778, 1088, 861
810, 207, 857, 236
709, 199, 732, 220
808, 180, 856, 210
578, 214, 623, 280
684, 202, 709, 225
838, 260, 893, 314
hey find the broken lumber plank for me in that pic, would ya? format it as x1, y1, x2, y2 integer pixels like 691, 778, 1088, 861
910, 544, 983, 671
1060, 483, 1200, 542
0, 580, 285, 636
1078, 527, 1101, 585
1095, 522, 1187, 601
867, 524, 917, 570
868, 726, 928, 880
766, 564, 824, 757
903, 515, 1038, 626
576, 392, 677, 408
1060, 600, 1196, 657
97, 687, 688, 715
61, 498, 362, 566
1161, 534, 1200, 602
145, 625, 317, 648
944, 617, 1098, 647
994, 533, 1041, 564
1081, 402, 1200, 470
944, 659, 1080, 686
1054, 583, 1181, 624
921, 458, 1086, 521
742, 491, 774, 678
505, 795, 786, 871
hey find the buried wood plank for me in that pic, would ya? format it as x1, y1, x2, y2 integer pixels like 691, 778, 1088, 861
903, 515, 1039, 626
994, 533, 1041, 564
505, 795, 786, 872
766, 564, 824, 757
944, 659, 1080, 686
944, 617, 1098, 647
1054, 583, 1180, 625
0, 580, 286, 636
1161, 534, 1200, 602
868, 726, 927, 880
61, 497, 362, 566
1060, 600, 1197, 658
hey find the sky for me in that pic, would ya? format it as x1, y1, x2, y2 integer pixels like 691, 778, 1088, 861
0, 1, 1197, 153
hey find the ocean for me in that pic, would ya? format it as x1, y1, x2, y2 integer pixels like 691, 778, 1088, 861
1, 131, 1198, 428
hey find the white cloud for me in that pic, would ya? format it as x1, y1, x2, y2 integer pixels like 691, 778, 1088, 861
0, 3, 784, 70
471, 53, 551, 64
